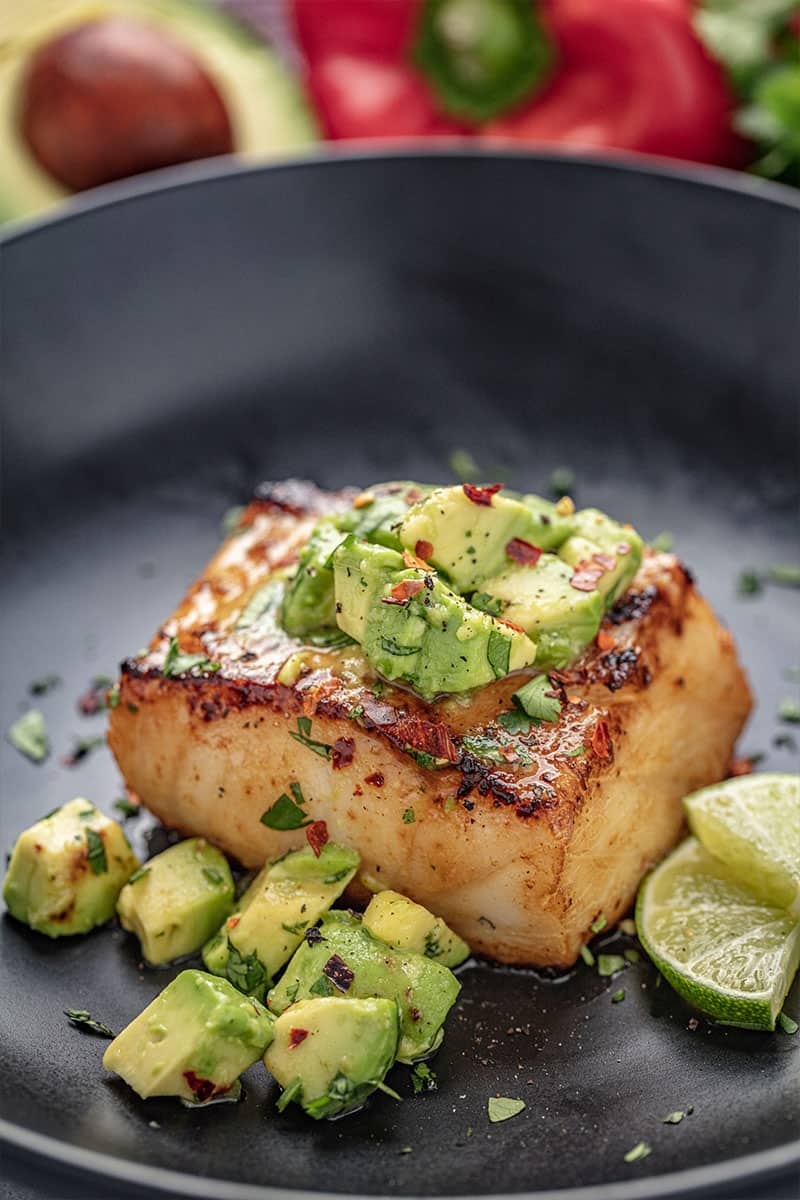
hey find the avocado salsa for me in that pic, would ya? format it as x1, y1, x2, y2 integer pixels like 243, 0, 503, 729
1, 480, 644, 1119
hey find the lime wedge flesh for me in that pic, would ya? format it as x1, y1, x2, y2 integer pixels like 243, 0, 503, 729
684, 773, 800, 916
636, 837, 800, 1031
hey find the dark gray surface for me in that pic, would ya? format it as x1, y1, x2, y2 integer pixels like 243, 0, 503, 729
1, 152, 799, 1200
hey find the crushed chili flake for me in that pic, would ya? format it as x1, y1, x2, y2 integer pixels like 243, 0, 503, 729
226, 915, 241, 929
305, 926, 325, 945
353, 491, 375, 509
365, 771, 385, 787
289, 1027, 309, 1048
571, 570, 602, 593
331, 737, 355, 770
381, 595, 408, 606
728, 756, 755, 777
592, 720, 612, 760
616, 542, 631, 555
462, 483, 503, 507
498, 617, 525, 632
596, 630, 617, 652
183, 1071, 222, 1103
415, 539, 434, 560
322, 954, 354, 993
403, 549, 430, 571
390, 579, 425, 602
506, 538, 542, 566
306, 820, 329, 857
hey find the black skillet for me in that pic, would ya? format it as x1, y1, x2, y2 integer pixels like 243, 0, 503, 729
1, 150, 799, 1200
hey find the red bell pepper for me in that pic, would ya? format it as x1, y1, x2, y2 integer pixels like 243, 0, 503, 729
292, 0, 743, 166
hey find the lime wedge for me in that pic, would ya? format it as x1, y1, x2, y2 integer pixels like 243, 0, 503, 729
636, 837, 800, 1031
684, 774, 800, 916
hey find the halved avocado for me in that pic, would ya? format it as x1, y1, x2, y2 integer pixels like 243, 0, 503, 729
0, 0, 317, 222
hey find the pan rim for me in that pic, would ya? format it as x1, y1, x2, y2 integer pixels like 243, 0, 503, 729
1, 144, 799, 249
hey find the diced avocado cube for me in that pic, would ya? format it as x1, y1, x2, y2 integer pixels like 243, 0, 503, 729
346, 482, 434, 550
264, 996, 399, 1119
363, 890, 470, 967
281, 516, 346, 636
481, 553, 604, 669
103, 969, 273, 1103
203, 843, 359, 1001
398, 485, 544, 593
3, 798, 139, 937
521, 493, 576, 550
558, 509, 643, 604
117, 838, 234, 966
268, 910, 460, 1062
334, 540, 537, 699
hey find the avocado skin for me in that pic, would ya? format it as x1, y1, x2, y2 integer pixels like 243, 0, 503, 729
116, 836, 234, 965
3, 797, 139, 937
202, 842, 359, 999
264, 995, 400, 1118
268, 910, 460, 1063
363, 890, 470, 967
103, 969, 274, 1102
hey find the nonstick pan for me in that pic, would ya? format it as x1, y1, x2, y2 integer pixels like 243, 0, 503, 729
1, 151, 799, 1200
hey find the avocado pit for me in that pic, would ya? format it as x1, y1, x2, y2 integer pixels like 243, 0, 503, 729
19, 15, 234, 191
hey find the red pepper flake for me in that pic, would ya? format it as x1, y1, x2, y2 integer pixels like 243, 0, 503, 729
365, 771, 385, 787
462, 483, 503, 507
591, 720, 612, 760
226, 915, 240, 929
570, 560, 604, 592
405, 486, 423, 504
389, 579, 425, 603
498, 617, 525, 633
322, 954, 354, 993
393, 715, 459, 764
306, 820, 329, 857
289, 1027, 309, 1048
596, 630, 617, 652
415, 539, 434, 561
728, 756, 755, 778
77, 681, 108, 715
506, 538, 542, 566
403, 549, 430, 571
616, 542, 631, 555
331, 737, 355, 769
183, 1071, 221, 1103
592, 553, 617, 572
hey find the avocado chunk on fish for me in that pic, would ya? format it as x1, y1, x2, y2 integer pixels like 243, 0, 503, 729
103, 968, 273, 1103
202, 843, 359, 1000
117, 837, 234, 965
363, 890, 470, 967
3, 797, 139, 936
264, 995, 399, 1118
558, 508, 643, 604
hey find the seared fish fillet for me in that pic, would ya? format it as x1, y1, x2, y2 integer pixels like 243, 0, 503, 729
108, 480, 752, 966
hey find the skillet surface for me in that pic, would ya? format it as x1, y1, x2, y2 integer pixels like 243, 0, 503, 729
1, 152, 799, 1199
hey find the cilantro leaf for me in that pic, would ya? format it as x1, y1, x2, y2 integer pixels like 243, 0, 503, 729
127, 867, 150, 885
472, 592, 503, 617
597, 954, 626, 977
402, 807, 416, 824
547, 467, 575, 498
513, 675, 562, 723
275, 1076, 303, 1113
7, 709, 49, 763
260, 791, 311, 830
411, 1062, 438, 1094
289, 716, 332, 759
496, 708, 533, 735
225, 941, 269, 999
487, 630, 511, 679
488, 1096, 525, 1123
113, 796, 140, 819
623, 1141, 651, 1164
162, 636, 220, 678
85, 829, 107, 875
64, 1009, 114, 1038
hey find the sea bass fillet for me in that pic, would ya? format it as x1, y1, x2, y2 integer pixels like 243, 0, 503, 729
108, 480, 752, 966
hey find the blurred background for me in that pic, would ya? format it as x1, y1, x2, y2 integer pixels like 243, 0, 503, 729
2, 0, 799, 225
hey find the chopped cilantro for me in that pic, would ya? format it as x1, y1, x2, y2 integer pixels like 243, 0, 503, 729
488, 1096, 525, 1123
579, 945, 595, 967
376, 1081, 403, 1101
402, 807, 416, 824
411, 1063, 438, 1094
778, 697, 800, 724
284, 980, 300, 1004
289, 716, 332, 759
460, 734, 508, 766
85, 828, 107, 875
29, 674, 62, 696
448, 448, 481, 482
565, 744, 586, 757
472, 592, 503, 617
737, 569, 762, 596
127, 867, 150, 885
348, 704, 364, 720
64, 734, 105, 765
497, 709, 533, 735
107, 684, 120, 709
7, 709, 49, 763
624, 948, 641, 964
590, 915, 607, 934
769, 563, 800, 587
64, 1009, 114, 1038
275, 1076, 303, 1113
260, 791, 312, 830
611, 989, 625, 1004
162, 636, 220, 678
322, 868, 351, 884
202, 866, 225, 886
624, 1141, 651, 1164
487, 629, 511, 679
778, 1011, 798, 1035
424, 930, 442, 958
650, 531, 674, 553
226, 942, 269, 999
113, 796, 140, 819
513, 675, 562, 723
663, 1109, 692, 1124
281, 919, 308, 935
405, 748, 446, 770
547, 467, 575, 498
597, 954, 626, 977
309, 975, 334, 997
